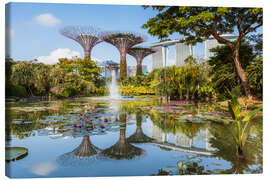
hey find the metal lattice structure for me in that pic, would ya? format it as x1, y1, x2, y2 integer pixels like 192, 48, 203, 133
127, 47, 156, 75
101, 32, 146, 78
59, 25, 102, 58
56, 135, 101, 167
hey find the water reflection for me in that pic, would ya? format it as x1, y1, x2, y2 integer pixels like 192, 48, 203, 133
100, 113, 144, 160
127, 111, 153, 143
5, 98, 262, 176
57, 135, 100, 166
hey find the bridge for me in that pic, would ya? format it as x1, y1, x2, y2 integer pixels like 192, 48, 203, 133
149, 141, 214, 156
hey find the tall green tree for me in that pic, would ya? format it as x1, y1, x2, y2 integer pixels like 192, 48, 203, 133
208, 41, 255, 98
142, 7, 262, 99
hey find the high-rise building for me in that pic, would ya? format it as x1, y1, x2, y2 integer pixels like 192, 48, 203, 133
175, 43, 193, 66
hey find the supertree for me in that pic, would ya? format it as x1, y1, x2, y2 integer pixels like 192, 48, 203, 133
57, 135, 101, 167
59, 25, 102, 58
127, 112, 153, 143
101, 32, 146, 78
127, 47, 156, 76
100, 113, 144, 160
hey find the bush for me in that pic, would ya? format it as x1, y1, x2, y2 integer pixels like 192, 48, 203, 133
6, 84, 27, 98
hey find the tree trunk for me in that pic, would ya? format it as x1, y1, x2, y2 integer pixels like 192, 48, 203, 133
232, 48, 253, 100
136, 59, 143, 76
120, 52, 127, 78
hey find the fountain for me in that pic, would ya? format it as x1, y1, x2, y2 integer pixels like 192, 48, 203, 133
108, 69, 120, 100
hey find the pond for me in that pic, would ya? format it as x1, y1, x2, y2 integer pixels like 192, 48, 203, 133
5, 96, 262, 178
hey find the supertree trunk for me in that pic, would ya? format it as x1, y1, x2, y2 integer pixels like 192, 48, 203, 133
119, 113, 127, 144
120, 52, 127, 78
136, 59, 143, 76
84, 48, 91, 59
127, 47, 156, 76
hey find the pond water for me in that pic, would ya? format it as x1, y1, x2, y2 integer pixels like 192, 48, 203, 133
5, 97, 262, 178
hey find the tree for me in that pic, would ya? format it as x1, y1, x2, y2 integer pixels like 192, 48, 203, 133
101, 32, 146, 78
127, 47, 156, 75
208, 41, 255, 98
142, 7, 262, 99
11, 61, 35, 96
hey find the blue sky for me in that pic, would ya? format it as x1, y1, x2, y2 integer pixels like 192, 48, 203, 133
6, 2, 204, 71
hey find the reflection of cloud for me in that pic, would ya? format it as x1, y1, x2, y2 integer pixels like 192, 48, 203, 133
34, 13, 61, 27
31, 162, 57, 176
37, 48, 81, 64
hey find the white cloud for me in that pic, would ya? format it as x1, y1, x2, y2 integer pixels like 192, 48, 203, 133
34, 13, 60, 27
31, 162, 57, 176
37, 48, 81, 64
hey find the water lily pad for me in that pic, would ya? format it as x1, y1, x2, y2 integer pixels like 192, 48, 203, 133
5, 147, 28, 161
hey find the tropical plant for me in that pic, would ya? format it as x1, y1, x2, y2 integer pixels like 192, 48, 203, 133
228, 95, 262, 159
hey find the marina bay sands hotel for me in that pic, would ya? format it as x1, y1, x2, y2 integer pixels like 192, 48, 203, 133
150, 34, 237, 70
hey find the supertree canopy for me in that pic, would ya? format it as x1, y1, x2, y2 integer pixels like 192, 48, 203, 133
101, 32, 146, 78
127, 47, 156, 76
57, 135, 101, 167
59, 25, 102, 58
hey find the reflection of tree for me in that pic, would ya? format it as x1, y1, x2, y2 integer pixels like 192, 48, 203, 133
100, 113, 144, 160
209, 120, 262, 174
127, 112, 153, 143
57, 135, 101, 166
5, 109, 48, 139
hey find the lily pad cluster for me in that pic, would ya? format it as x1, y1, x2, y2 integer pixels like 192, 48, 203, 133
35, 107, 135, 138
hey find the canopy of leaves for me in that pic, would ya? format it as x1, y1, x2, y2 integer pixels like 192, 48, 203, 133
142, 7, 262, 46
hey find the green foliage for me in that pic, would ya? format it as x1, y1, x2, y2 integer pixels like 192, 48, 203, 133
6, 84, 27, 98
120, 75, 154, 96
208, 41, 255, 98
6, 57, 106, 98
228, 95, 262, 154
246, 57, 263, 96
148, 60, 213, 100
